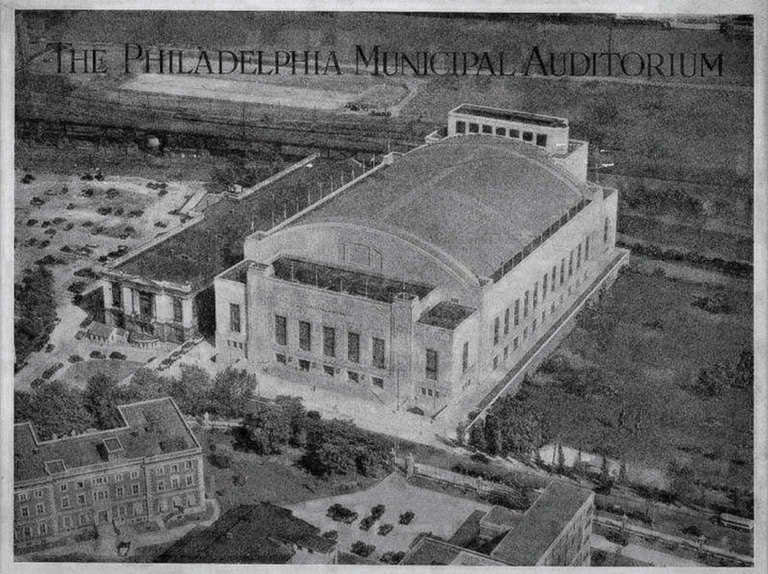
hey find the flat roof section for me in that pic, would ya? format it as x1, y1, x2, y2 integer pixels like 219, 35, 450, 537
418, 301, 476, 330
114, 158, 357, 291
490, 481, 592, 565
272, 257, 434, 304
451, 105, 568, 129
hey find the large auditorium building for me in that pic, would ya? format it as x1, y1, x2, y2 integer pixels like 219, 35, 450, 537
213, 104, 629, 420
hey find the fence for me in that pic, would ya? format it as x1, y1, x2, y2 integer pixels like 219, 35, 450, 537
411, 462, 514, 497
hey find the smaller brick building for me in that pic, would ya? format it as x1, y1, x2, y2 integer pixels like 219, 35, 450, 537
13, 397, 205, 553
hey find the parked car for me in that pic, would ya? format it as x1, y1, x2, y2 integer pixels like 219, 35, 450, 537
398, 511, 415, 525
109, 351, 127, 360
377, 524, 394, 536
90, 350, 105, 359
359, 516, 376, 531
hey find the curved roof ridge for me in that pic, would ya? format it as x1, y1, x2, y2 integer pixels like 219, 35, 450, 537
419, 134, 588, 194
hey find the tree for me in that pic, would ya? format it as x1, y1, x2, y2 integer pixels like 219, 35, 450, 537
599, 455, 613, 493
618, 460, 628, 484
667, 460, 697, 503
210, 368, 256, 418
241, 402, 291, 455
14, 390, 36, 424
274, 395, 307, 447
167, 364, 213, 415
123, 367, 170, 401
556, 444, 566, 473
468, 420, 486, 452
734, 348, 753, 389
23, 381, 94, 440
694, 362, 732, 397
483, 415, 502, 456
14, 266, 57, 370
84, 373, 126, 429
455, 421, 467, 446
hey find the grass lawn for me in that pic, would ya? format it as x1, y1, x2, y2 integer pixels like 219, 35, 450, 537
64, 359, 144, 388
517, 264, 752, 491
198, 428, 379, 513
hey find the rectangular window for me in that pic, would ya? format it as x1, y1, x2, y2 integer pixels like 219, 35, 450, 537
569, 251, 574, 277
36, 503, 44, 514
298, 359, 310, 372
532, 319, 537, 332
35, 489, 44, 498
275, 353, 286, 364
156, 466, 165, 476
274, 315, 287, 345
462, 341, 469, 372
542, 274, 548, 301
560, 259, 565, 285
425, 349, 438, 380
504, 308, 510, 335
504, 346, 509, 360
19, 492, 28, 502
493, 317, 500, 345
139, 291, 154, 319
373, 377, 384, 389
185, 461, 193, 470
171, 477, 180, 489
536, 133, 548, 147
552, 266, 557, 292
132, 484, 140, 495
523, 131, 533, 142
509, 128, 520, 138
116, 487, 124, 497
114, 474, 123, 483
347, 332, 360, 363
185, 475, 194, 487
21, 506, 29, 518
372, 337, 386, 369
77, 481, 85, 489
514, 299, 520, 326
493, 356, 499, 369
604, 218, 610, 243
133, 502, 142, 515
455, 120, 466, 134
61, 496, 69, 509
585, 236, 590, 260
173, 297, 183, 323
323, 364, 334, 376
577, 244, 582, 269
77, 494, 86, 505
469, 122, 479, 133
79, 514, 87, 525
533, 282, 538, 310
495, 126, 506, 136
60, 484, 67, 492
347, 370, 359, 383
323, 326, 336, 357
482, 124, 493, 134
229, 303, 241, 333
111, 282, 122, 308
299, 321, 311, 351
157, 480, 165, 492
524, 291, 529, 318
63, 516, 72, 529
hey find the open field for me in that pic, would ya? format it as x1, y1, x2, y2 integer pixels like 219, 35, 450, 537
122, 75, 360, 110
288, 473, 491, 560
516, 263, 753, 491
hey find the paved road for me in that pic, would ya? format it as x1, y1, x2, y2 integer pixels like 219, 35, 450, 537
591, 533, 704, 566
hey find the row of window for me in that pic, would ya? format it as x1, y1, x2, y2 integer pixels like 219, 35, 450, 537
274, 316, 388, 369
419, 387, 441, 399
454, 120, 548, 147
111, 283, 185, 323
227, 339, 244, 350
156, 474, 196, 492
276, 353, 385, 388
58, 483, 143, 510
493, 235, 591, 349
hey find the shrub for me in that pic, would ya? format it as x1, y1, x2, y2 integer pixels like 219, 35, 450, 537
350, 541, 375, 557
209, 452, 232, 469
399, 511, 415, 525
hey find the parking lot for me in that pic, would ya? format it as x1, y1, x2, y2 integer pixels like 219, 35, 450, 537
287, 473, 490, 560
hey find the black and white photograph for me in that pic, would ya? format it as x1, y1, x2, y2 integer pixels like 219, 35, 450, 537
1, 3, 765, 570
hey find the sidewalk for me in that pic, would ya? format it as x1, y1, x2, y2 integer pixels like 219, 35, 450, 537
591, 533, 704, 567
